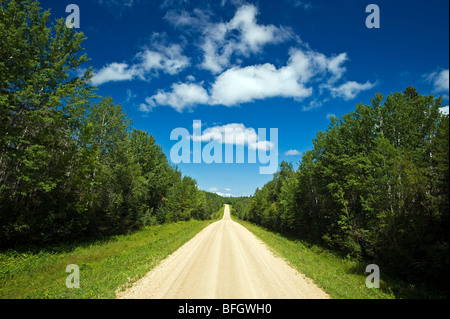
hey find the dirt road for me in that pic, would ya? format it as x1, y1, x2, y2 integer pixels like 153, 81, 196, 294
117, 205, 329, 299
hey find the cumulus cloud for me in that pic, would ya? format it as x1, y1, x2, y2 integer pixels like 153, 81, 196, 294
228, 5, 291, 53
137, 45, 189, 75
326, 53, 348, 84
141, 82, 209, 112
137, 4, 375, 112
166, 4, 293, 74
191, 123, 274, 151
126, 89, 137, 102
284, 149, 301, 156
202, 5, 292, 73
144, 46, 373, 111
424, 69, 449, 93
91, 37, 190, 86
164, 8, 213, 30
209, 49, 354, 106
145, 58, 314, 110
440, 105, 449, 115
209, 62, 312, 106
215, 192, 233, 197
91, 62, 138, 85
329, 80, 376, 100
193, 120, 203, 129
208, 186, 232, 197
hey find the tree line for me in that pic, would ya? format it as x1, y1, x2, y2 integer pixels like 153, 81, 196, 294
0, 0, 226, 247
233, 88, 449, 292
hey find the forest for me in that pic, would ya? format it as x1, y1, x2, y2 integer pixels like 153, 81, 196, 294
232, 88, 449, 293
0, 0, 226, 247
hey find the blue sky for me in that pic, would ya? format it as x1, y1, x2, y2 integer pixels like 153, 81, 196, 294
42, 0, 449, 197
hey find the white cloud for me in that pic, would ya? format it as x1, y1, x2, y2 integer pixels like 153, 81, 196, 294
193, 121, 202, 129
284, 149, 301, 156
137, 43, 190, 75
228, 5, 290, 53
200, 35, 232, 74
209, 186, 233, 197
440, 105, 449, 115
142, 82, 209, 112
326, 53, 348, 83
215, 192, 233, 197
210, 62, 312, 106
329, 80, 376, 100
140, 5, 375, 112
424, 69, 449, 93
138, 102, 153, 113
186, 75, 196, 82
209, 49, 353, 106
169, 4, 293, 74
164, 3, 294, 74
91, 63, 138, 85
145, 47, 373, 111
326, 113, 336, 120
191, 123, 274, 151
302, 98, 327, 111
91, 38, 190, 86
126, 89, 136, 102
164, 8, 213, 29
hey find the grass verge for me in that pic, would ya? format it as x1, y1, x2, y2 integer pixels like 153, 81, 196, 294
0, 218, 218, 299
231, 216, 399, 299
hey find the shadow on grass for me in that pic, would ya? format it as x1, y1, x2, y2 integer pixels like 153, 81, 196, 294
347, 260, 449, 299
234, 217, 449, 299
1, 216, 220, 256
0, 224, 149, 257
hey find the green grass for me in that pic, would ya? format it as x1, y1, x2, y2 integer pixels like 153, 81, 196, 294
231, 216, 406, 299
2, 205, 436, 299
0, 218, 218, 299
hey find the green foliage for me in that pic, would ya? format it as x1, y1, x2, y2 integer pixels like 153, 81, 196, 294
238, 87, 449, 297
228, 196, 252, 219
0, 0, 224, 247
1, 0, 94, 243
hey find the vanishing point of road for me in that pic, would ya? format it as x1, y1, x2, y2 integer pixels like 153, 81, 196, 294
118, 204, 329, 299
